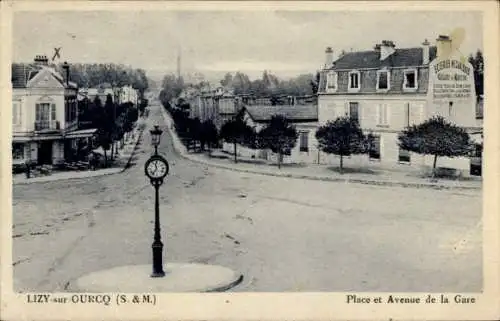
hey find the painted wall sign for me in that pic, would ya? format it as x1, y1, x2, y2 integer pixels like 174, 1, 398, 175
429, 58, 474, 103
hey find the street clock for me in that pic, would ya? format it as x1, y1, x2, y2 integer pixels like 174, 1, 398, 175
145, 155, 169, 181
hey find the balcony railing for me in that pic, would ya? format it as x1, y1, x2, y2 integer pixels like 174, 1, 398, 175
34, 120, 60, 132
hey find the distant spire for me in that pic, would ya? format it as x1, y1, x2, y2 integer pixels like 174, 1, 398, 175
177, 48, 181, 80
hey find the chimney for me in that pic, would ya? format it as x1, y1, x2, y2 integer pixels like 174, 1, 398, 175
34, 55, 49, 66
436, 35, 452, 59
422, 39, 430, 65
379, 40, 396, 61
324, 47, 334, 68
62, 61, 70, 87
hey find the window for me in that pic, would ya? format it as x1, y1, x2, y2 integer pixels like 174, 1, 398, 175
349, 102, 359, 122
377, 103, 389, 126
403, 69, 417, 90
299, 131, 309, 152
65, 101, 69, 122
326, 72, 337, 92
398, 147, 410, 163
12, 143, 24, 160
471, 143, 482, 158
368, 135, 381, 160
36, 103, 51, 121
348, 71, 360, 90
476, 99, 483, 120
377, 70, 390, 90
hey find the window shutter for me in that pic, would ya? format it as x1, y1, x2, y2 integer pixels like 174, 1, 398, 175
12, 103, 16, 124
376, 104, 381, 124
344, 102, 349, 116
35, 104, 40, 121
385, 104, 390, 125
26, 144, 31, 160
51, 104, 56, 120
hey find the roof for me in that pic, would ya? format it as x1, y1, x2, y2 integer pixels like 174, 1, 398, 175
11, 63, 41, 88
243, 105, 318, 123
11, 63, 77, 89
98, 82, 113, 89
332, 46, 438, 70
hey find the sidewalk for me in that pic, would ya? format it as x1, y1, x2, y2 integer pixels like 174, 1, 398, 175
159, 106, 481, 191
12, 119, 146, 185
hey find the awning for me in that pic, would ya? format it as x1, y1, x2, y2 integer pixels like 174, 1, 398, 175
65, 128, 98, 139
12, 136, 34, 143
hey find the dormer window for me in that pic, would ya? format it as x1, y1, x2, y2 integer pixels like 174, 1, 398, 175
326, 71, 337, 93
403, 69, 418, 90
348, 71, 360, 92
376, 69, 390, 91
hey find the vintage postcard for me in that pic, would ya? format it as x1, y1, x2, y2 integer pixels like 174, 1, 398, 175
1, 1, 499, 320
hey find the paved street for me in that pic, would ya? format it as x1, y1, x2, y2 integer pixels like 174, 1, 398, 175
13, 103, 482, 293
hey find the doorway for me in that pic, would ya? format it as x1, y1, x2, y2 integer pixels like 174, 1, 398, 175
38, 141, 53, 165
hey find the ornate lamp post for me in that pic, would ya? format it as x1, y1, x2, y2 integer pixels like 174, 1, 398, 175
144, 124, 170, 277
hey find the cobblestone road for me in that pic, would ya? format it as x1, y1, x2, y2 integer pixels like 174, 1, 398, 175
13, 103, 482, 292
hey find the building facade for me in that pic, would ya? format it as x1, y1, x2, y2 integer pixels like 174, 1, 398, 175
181, 85, 236, 129
316, 36, 481, 175
86, 83, 116, 104
11, 56, 95, 167
222, 104, 318, 164
117, 85, 138, 105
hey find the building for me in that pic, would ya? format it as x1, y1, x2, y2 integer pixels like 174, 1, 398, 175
216, 89, 239, 129
316, 35, 482, 176
86, 83, 116, 104
222, 103, 318, 163
11, 55, 97, 167
181, 84, 236, 129
117, 85, 138, 105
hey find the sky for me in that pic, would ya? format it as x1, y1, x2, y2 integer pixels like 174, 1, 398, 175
13, 10, 483, 81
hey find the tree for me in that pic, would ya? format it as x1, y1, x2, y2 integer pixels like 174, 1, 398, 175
201, 119, 219, 156
398, 116, 472, 178
160, 74, 185, 108
231, 72, 252, 95
103, 94, 118, 160
220, 73, 233, 87
92, 96, 113, 167
468, 50, 484, 100
258, 115, 298, 169
219, 113, 256, 163
188, 117, 203, 151
315, 117, 368, 174
310, 72, 320, 94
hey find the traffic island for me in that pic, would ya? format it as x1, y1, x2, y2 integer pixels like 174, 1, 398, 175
68, 263, 243, 292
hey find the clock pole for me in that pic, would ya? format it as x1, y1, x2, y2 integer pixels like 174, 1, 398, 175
147, 124, 168, 278
152, 179, 165, 277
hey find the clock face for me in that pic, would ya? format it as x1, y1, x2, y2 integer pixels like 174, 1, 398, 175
145, 157, 169, 179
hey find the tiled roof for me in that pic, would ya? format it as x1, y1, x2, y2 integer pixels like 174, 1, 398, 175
244, 105, 318, 123
12, 63, 77, 89
11, 63, 41, 88
332, 46, 437, 70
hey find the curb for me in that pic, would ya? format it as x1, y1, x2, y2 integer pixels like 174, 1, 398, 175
13, 123, 146, 186
121, 123, 146, 172
65, 263, 244, 293
160, 107, 481, 192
